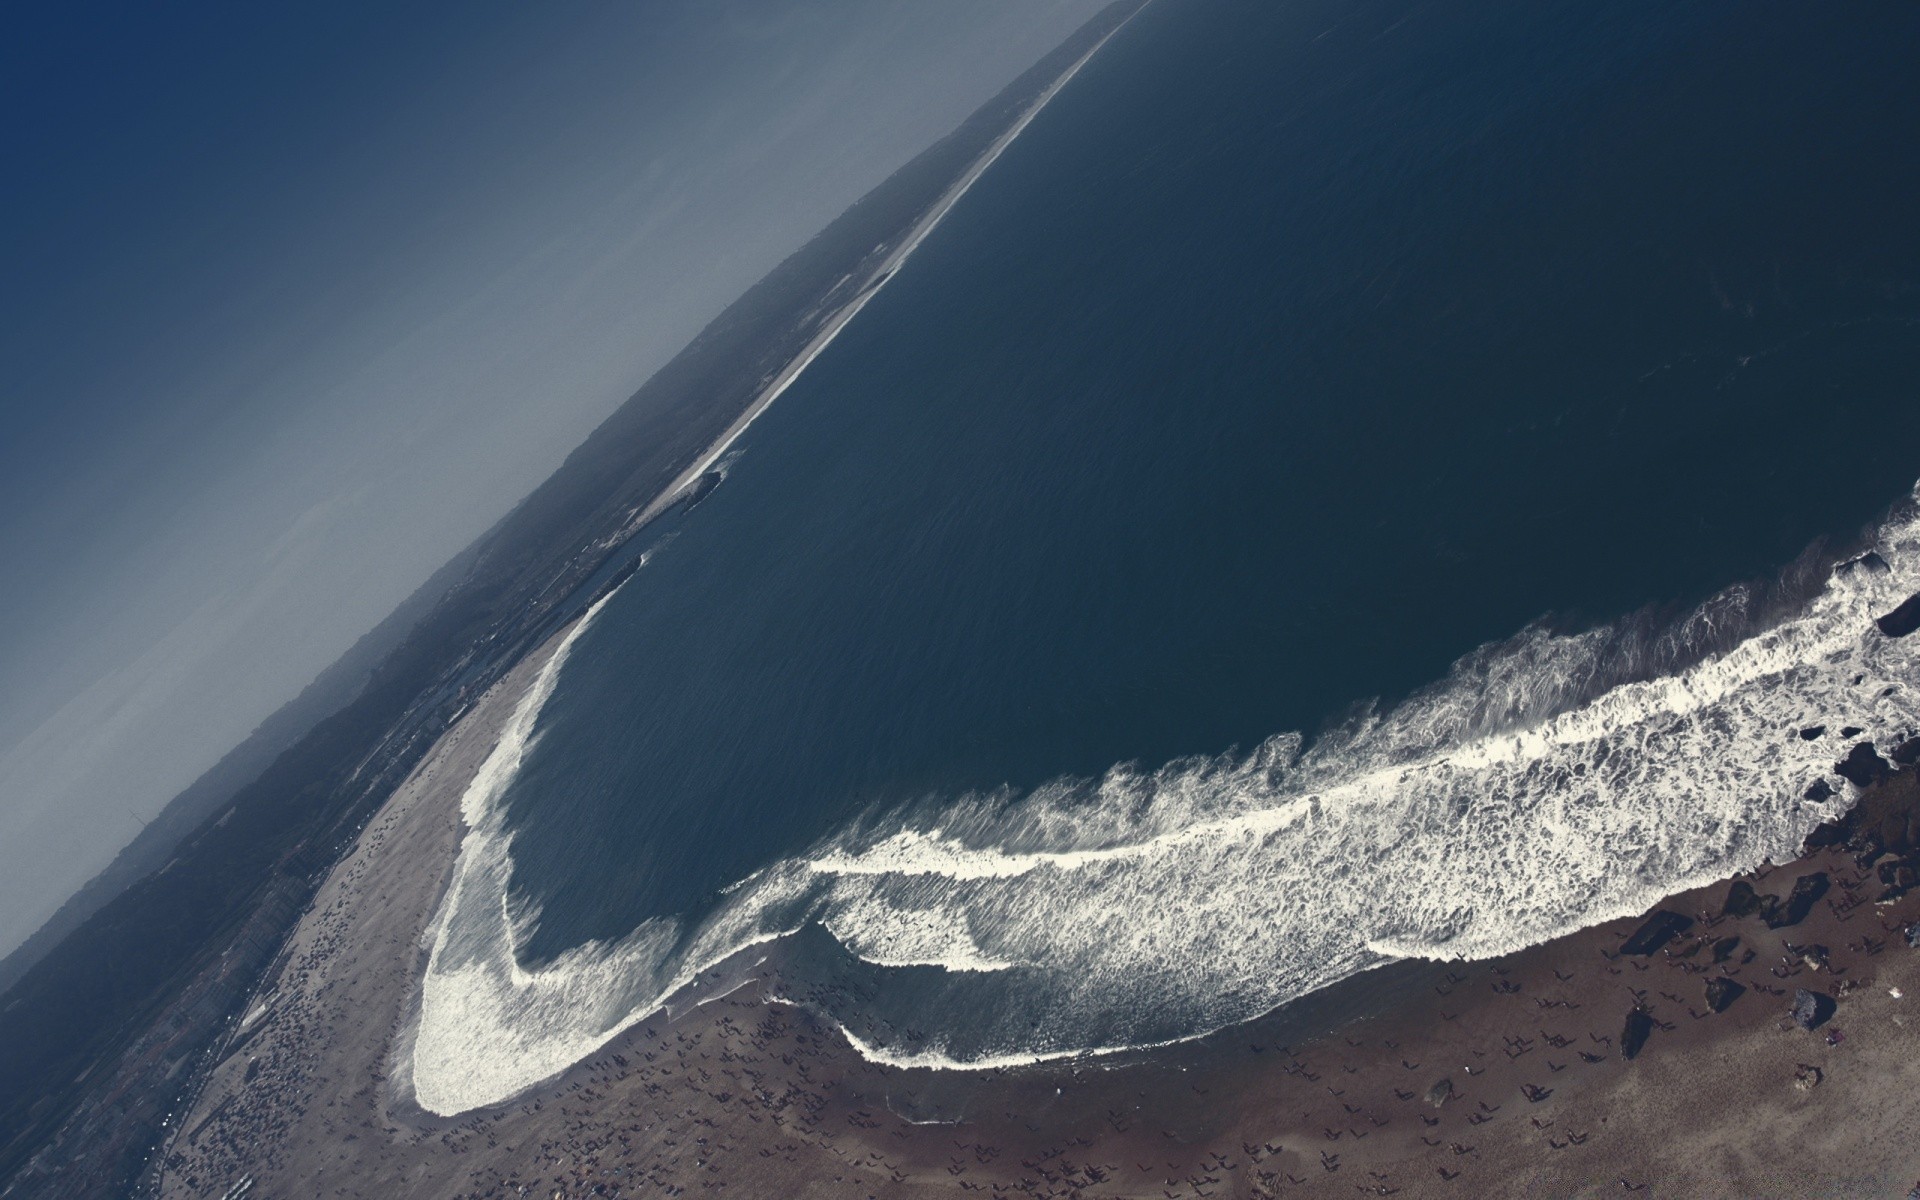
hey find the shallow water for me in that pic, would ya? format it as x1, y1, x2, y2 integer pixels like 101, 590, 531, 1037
409, 0, 1920, 1112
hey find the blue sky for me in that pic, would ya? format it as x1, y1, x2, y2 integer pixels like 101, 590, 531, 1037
0, 0, 1110, 955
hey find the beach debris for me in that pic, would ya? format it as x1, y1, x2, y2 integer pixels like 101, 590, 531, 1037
1766, 873, 1830, 930
1790, 988, 1836, 1031
1875, 590, 1920, 638
1791, 943, 1831, 972
1878, 857, 1920, 903
1424, 1078, 1454, 1108
1794, 1063, 1823, 1092
1720, 882, 1764, 919
1620, 911, 1693, 956
1906, 923, 1920, 950
1620, 1008, 1655, 1060
1704, 977, 1745, 1014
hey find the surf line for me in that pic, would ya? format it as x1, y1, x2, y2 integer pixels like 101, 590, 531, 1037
625, 11, 1145, 533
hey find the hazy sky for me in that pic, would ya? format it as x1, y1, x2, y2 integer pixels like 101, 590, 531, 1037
0, 0, 1111, 957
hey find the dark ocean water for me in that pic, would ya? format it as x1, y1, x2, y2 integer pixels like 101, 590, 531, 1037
409, 0, 1920, 1105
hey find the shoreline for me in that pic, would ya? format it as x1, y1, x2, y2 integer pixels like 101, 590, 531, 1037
622, 9, 1143, 541
156, 599, 1920, 1197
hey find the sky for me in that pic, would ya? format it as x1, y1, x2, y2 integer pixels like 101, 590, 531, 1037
0, 0, 1112, 958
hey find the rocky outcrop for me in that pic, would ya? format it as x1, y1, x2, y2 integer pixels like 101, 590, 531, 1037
1704, 977, 1745, 1013
1789, 988, 1835, 1031
1720, 882, 1763, 919
1804, 769, 1920, 859
1765, 873, 1830, 929
1620, 1007, 1655, 1059
1621, 910, 1693, 956
1877, 591, 1920, 638
1836, 743, 1894, 789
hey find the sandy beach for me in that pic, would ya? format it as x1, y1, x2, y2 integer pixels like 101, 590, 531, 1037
150, 607, 1920, 1200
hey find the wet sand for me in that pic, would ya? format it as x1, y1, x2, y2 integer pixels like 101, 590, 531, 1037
155, 629, 1920, 1199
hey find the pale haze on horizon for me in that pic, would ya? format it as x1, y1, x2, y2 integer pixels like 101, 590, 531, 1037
0, 0, 1113, 959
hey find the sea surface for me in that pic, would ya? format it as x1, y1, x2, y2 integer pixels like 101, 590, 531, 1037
410, 0, 1920, 1113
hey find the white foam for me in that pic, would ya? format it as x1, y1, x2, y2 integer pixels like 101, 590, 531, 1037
412, 583, 685, 1114
410, 486, 1920, 1110
821, 893, 1014, 972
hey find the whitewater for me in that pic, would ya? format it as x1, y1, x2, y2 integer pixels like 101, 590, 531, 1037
409, 488, 1920, 1116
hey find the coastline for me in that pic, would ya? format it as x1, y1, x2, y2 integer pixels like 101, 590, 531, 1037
623, 6, 1144, 538
157, 607, 1920, 1198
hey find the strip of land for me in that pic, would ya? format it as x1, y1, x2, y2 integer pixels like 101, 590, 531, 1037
627, 10, 1135, 537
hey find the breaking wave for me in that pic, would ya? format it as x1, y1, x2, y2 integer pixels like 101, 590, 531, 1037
409, 487, 1920, 1115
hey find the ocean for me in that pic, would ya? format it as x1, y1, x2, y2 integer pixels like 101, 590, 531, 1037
409, 0, 1920, 1113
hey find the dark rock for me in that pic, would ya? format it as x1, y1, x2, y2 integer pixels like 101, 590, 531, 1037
1766, 873, 1830, 929
1711, 935, 1741, 963
1836, 743, 1894, 789
1879, 858, 1919, 894
1877, 591, 1920, 639
1799, 725, 1828, 741
1789, 988, 1835, 1031
1841, 551, 1891, 578
1803, 818, 1850, 852
681, 470, 725, 511
1704, 977, 1745, 1013
1721, 880, 1763, 919
1756, 894, 1782, 925
1841, 726, 1865, 739
1804, 779, 1835, 803
1425, 1077, 1454, 1107
1620, 910, 1693, 956
1620, 1007, 1655, 1059
1893, 737, 1920, 768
